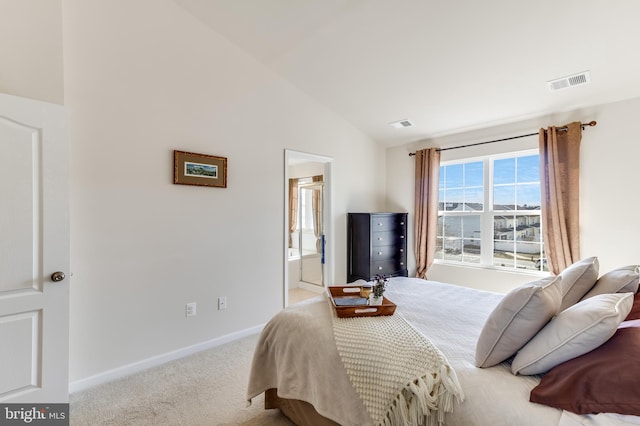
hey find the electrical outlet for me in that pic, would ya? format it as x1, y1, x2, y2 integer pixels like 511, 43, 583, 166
218, 296, 227, 310
186, 302, 197, 317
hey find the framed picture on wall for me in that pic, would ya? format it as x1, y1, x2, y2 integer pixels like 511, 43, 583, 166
173, 150, 227, 188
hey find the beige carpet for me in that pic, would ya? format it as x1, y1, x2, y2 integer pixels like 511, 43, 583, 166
288, 287, 323, 304
70, 333, 294, 426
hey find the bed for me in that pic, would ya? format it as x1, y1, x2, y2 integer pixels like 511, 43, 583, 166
247, 272, 640, 426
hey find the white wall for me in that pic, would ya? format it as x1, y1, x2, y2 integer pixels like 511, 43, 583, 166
387, 97, 640, 293
289, 162, 325, 179
0, 0, 64, 104
59, 0, 385, 383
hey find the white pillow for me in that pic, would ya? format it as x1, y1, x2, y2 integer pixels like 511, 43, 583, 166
581, 265, 640, 300
511, 292, 634, 375
558, 257, 599, 311
475, 276, 562, 368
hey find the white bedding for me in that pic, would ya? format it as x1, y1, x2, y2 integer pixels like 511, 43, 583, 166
559, 412, 640, 426
386, 277, 561, 426
248, 277, 635, 425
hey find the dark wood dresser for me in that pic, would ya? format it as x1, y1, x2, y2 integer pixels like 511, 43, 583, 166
347, 212, 408, 282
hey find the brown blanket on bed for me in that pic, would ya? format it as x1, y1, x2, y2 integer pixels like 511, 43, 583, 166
247, 293, 463, 425
246, 296, 373, 425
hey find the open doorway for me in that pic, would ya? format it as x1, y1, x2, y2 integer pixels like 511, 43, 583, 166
284, 150, 333, 307
296, 179, 324, 286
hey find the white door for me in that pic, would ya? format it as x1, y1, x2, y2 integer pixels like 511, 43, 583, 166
0, 93, 69, 403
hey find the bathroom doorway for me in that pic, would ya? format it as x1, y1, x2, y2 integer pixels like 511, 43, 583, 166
284, 150, 333, 307
298, 179, 324, 286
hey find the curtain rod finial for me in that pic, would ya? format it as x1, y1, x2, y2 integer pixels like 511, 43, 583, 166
587, 120, 597, 127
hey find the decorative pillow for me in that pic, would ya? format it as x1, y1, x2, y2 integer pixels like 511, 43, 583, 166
558, 256, 599, 311
475, 276, 562, 368
581, 265, 640, 301
529, 324, 640, 416
511, 292, 634, 375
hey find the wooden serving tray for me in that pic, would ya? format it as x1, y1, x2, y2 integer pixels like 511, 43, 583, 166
328, 286, 396, 318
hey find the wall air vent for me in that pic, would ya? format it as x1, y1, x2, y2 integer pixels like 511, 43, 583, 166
547, 71, 591, 92
389, 119, 414, 128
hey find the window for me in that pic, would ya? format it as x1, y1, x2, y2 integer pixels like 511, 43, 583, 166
436, 150, 547, 272
298, 177, 314, 230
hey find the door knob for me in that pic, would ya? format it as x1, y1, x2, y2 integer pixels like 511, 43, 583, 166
51, 271, 66, 282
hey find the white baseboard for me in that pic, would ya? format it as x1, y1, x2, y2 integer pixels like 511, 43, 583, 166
68, 324, 265, 394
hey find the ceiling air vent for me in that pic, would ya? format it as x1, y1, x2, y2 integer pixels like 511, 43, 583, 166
389, 119, 414, 129
547, 71, 591, 92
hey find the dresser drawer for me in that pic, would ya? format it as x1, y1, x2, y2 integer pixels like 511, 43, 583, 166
371, 230, 405, 247
372, 246, 406, 261
371, 258, 407, 275
370, 215, 406, 233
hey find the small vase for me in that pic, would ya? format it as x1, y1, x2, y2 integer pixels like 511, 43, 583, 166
369, 294, 383, 306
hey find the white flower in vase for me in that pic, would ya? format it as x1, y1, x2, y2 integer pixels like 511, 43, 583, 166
369, 274, 389, 306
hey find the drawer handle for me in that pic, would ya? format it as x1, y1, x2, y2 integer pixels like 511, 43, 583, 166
378, 237, 383, 241
378, 266, 383, 270
400, 262, 404, 266
377, 223, 383, 226
400, 222, 405, 225
400, 248, 404, 252
355, 308, 377, 314
400, 235, 404, 239
378, 252, 383, 255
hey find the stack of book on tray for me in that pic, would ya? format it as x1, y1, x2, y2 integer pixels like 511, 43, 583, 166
333, 297, 368, 306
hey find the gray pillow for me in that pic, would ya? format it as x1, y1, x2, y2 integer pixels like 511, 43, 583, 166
475, 275, 562, 368
511, 292, 634, 375
581, 265, 640, 300
558, 257, 599, 311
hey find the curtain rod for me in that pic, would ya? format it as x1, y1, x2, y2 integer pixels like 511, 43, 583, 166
408, 120, 597, 156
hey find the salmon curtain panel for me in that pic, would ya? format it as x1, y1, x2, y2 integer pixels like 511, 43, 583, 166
414, 148, 441, 279
539, 122, 582, 275
288, 178, 299, 248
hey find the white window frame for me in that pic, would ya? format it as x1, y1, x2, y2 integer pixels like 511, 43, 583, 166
297, 177, 314, 231
436, 149, 546, 273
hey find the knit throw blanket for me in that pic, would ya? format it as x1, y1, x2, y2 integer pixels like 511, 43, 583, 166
331, 304, 465, 426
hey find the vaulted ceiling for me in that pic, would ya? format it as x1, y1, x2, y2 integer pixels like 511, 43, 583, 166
174, 0, 640, 146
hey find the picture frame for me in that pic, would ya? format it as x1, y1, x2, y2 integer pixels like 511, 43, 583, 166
173, 150, 227, 188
